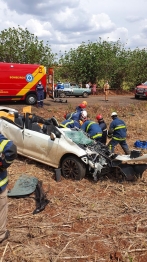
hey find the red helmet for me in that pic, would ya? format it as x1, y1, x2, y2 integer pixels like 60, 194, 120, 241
96, 114, 103, 121
79, 103, 86, 109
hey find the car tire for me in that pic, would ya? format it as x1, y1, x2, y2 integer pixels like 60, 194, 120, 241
82, 92, 89, 98
59, 92, 66, 98
61, 156, 86, 180
26, 94, 37, 105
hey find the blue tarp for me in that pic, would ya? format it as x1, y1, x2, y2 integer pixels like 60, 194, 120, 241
134, 140, 147, 149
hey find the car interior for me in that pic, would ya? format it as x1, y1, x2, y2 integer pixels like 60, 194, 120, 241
24, 113, 61, 137
0, 110, 61, 138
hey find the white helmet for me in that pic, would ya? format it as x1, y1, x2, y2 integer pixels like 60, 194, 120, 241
111, 112, 117, 117
81, 110, 87, 119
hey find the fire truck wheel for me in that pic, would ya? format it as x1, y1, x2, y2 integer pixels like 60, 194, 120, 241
26, 94, 37, 105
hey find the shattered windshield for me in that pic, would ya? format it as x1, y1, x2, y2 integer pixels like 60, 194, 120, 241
63, 129, 94, 145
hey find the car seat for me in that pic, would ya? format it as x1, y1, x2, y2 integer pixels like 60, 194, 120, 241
14, 112, 23, 127
30, 115, 43, 133
25, 113, 32, 129
31, 123, 43, 133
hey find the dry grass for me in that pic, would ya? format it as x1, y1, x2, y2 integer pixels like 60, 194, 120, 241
1, 97, 147, 262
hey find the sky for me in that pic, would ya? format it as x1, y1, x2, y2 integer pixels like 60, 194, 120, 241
0, 0, 147, 55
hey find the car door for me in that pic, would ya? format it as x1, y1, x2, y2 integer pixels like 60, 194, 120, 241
0, 119, 24, 154
71, 84, 81, 96
23, 129, 59, 166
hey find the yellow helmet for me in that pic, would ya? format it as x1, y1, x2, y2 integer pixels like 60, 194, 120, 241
82, 101, 87, 106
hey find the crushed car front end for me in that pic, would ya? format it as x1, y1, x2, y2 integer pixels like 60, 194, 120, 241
67, 130, 147, 182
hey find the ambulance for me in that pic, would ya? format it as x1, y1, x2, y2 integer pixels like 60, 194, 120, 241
0, 62, 48, 105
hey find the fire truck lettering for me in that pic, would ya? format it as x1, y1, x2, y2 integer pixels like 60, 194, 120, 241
10, 76, 25, 79
0, 90, 8, 93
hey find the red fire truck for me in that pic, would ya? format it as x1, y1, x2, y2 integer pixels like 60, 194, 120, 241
0, 62, 48, 105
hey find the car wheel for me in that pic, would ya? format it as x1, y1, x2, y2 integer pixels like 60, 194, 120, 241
59, 92, 66, 98
83, 92, 88, 98
26, 94, 37, 105
61, 156, 86, 180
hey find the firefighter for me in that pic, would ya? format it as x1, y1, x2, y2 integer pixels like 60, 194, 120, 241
107, 112, 130, 154
0, 133, 17, 243
80, 112, 102, 141
96, 114, 107, 144
65, 103, 86, 122
59, 118, 80, 129
75, 101, 87, 113
36, 80, 44, 108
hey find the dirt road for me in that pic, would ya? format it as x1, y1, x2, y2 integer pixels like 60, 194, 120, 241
44, 93, 140, 108
2, 93, 143, 120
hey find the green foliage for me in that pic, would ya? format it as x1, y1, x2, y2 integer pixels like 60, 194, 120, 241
1, 26, 147, 88
55, 39, 147, 89
0, 26, 55, 68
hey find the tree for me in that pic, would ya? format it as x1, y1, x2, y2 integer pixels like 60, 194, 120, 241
57, 38, 147, 90
0, 27, 54, 67
57, 39, 128, 87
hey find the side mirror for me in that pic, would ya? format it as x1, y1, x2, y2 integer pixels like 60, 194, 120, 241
50, 132, 56, 141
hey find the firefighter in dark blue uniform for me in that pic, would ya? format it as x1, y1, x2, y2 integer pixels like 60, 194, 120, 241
107, 112, 130, 154
0, 134, 17, 243
80, 112, 102, 141
36, 80, 44, 107
65, 103, 86, 122
96, 114, 107, 144
59, 119, 80, 129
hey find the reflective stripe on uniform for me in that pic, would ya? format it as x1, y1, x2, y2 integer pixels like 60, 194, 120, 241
114, 125, 126, 130
67, 113, 73, 120
0, 176, 8, 187
5, 159, 13, 164
91, 133, 102, 139
112, 136, 126, 141
86, 122, 95, 132
109, 144, 112, 150
64, 120, 74, 127
0, 140, 10, 153
60, 120, 74, 128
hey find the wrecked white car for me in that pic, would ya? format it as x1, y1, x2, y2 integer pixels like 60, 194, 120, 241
0, 106, 147, 182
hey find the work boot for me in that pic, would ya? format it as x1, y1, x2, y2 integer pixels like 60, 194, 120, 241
0, 230, 10, 243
